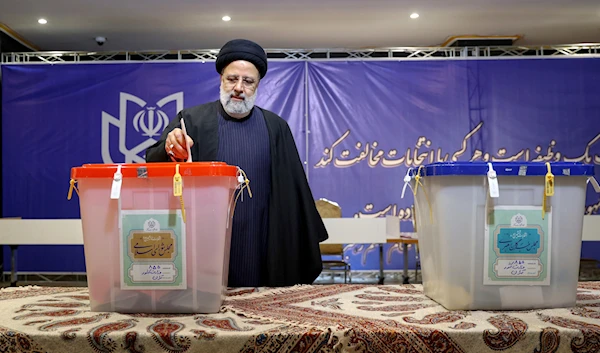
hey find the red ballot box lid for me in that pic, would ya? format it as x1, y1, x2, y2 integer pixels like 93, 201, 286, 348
71, 162, 238, 179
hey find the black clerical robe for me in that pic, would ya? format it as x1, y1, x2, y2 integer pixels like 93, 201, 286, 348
145, 100, 328, 287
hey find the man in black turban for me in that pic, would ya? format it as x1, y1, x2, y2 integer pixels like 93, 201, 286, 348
145, 39, 328, 288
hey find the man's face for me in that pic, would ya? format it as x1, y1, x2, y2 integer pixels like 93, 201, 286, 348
219, 60, 260, 116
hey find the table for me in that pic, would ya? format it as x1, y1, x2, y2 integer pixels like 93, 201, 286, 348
387, 236, 419, 284
0, 219, 84, 286
322, 216, 400, 284
0, 217, 402, 286
1, 282, 600, 352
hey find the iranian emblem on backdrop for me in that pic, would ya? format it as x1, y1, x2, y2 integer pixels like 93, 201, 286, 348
101, 92, 184, 163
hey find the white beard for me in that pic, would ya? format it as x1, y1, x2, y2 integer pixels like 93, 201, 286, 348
220, 86, 258, 116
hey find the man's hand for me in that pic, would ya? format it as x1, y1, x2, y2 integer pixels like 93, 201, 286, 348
165, 128, 194, 161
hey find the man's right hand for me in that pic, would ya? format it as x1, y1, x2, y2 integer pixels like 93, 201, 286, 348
165, 128, 194, 161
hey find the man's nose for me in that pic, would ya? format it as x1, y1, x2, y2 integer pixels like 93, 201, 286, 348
233, 79, 244, 92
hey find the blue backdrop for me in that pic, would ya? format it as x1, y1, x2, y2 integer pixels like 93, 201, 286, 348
2, 57, 600, 273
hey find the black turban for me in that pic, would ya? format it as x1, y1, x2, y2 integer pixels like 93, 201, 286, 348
216, 39, 268, 79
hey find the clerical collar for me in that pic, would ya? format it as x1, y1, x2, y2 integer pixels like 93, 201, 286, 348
218, 102, 253, 122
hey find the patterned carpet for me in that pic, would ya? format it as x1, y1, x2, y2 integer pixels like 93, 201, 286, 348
1, 283, 600, 352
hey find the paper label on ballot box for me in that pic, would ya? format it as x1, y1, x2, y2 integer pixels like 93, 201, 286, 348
120, 210, 187, 290
484, 206, 551, 286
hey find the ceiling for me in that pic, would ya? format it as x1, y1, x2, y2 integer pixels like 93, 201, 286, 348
1, 0, 599, 52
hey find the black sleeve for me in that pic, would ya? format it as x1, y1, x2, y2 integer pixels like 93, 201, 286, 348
145, 111, 183, 162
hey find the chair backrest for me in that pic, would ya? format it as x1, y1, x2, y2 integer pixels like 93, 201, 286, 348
315, 199, 343, 255
315, 199, 342, 218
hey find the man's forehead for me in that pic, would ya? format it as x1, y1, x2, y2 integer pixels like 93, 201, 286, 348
223, 60, 259, 77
